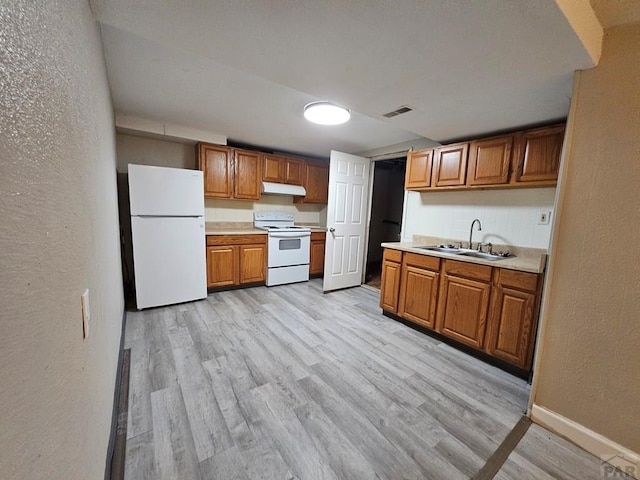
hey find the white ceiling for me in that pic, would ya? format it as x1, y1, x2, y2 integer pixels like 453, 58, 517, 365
92, 1, 601, 158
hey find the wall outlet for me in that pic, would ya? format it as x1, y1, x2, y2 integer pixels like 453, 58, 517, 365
538, 211, 551, 225
81, 289, 90, 340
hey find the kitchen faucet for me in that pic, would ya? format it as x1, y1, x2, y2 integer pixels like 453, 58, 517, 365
468, 219, 482, 250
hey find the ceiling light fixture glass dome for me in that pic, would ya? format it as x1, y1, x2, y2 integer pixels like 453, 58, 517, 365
304, 101, 351, 125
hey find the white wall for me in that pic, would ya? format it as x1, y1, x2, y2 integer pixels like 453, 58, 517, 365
205, 197, 326, 225
403, 188, 556, 248
0, 1, 123, 479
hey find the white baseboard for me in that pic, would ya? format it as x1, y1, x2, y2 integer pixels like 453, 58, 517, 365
531, 403, 639, 479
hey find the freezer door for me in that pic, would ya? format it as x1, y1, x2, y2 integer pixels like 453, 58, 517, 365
131, 216, 207, 309
128, 164, 204, 216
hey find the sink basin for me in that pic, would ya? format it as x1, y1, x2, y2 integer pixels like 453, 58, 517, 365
414, 245, 462, 254
458, 250, 514, 261
413, 245, 515, 261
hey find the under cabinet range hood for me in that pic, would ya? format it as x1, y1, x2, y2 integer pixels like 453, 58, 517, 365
261, 181, 306, 197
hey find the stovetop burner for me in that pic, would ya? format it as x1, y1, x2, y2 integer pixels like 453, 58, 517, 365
254, 211, 311, 232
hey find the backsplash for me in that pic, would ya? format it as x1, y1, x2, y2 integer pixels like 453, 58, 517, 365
205, 195, 326, 225
402, 187, 556, 249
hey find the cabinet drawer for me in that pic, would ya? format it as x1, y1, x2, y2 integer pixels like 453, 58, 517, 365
404, 252, 440, 271
383, 248, 403, 263
496, 268, 539, 292
311, 231, 326, 241
207, 234, 266, 246
443, 259, 492, 282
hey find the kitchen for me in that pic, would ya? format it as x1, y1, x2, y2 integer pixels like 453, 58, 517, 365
2, 2, 639, 480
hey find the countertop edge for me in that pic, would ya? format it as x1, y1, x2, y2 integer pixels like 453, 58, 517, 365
205, 226, 327, 235
381, 242, 546, 274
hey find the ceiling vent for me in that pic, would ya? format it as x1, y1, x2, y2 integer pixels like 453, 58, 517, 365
382, 105, 413, 118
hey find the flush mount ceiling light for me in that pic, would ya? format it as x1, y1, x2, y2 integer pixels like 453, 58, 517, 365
303, 101, 351, 125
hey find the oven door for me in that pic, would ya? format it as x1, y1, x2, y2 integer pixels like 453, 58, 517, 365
268, 231, 311, 268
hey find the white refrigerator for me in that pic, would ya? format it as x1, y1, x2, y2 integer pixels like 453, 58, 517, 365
128, 164, 207, 309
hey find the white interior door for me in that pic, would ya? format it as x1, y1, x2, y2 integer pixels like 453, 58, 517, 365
323, 151, 371, 292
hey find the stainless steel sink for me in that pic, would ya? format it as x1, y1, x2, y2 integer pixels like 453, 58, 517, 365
413, 245, 462, 254
413, 245, 514, 261
457, 250, 513, 261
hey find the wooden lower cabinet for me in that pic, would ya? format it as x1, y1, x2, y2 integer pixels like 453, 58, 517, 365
379, 249, 403, 313
206, 245, 238, 288
485, 269, 540, 370
206, 235, 266, 289
436, 260, 492, 349
398, 253, 440, 329
239, 244, 266, 284
380, 248, 542, 372
309, 232, 326, 276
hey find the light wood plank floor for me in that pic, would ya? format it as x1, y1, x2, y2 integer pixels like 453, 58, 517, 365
123, 279, 606, 479
495, 424, 634, 480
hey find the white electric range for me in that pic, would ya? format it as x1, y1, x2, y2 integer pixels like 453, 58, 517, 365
254, 211, 311, 286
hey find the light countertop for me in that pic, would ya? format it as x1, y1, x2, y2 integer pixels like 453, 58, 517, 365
204, 222, 326, 235
381, 241, 547, 274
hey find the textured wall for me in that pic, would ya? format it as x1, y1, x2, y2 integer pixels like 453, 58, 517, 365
0, 1, 124, 479
403, 188, 557, 248
533, 23, 640, 453
116, 132, 197, 172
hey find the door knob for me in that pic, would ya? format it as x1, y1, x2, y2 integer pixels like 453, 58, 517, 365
329, 227, 335, 233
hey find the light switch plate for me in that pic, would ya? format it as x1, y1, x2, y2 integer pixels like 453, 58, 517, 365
81, 289, 90, 339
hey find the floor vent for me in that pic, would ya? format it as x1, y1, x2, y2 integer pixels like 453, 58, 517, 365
383, 105, 413, 118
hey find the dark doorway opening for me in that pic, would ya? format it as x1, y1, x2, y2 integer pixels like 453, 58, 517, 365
365, 157, 406, 289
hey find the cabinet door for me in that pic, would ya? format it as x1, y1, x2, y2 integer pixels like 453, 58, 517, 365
234, 150, 262, 200
485, 286, 536, 369
436, 274, 490, 348
405, 149, 433, 190
398, 265, 439, 329
310, 239, 326, 276
467, 136, 513, 186
432, 143, 468, 187
512, 125, 565, 184
380, 259, 402, 313
239, 244, 266, 284
301, 162, 329, 204
284, 158, 304, 185
263, 154, 283, 183
199, 144, 233, 198
207, 245, 238, 287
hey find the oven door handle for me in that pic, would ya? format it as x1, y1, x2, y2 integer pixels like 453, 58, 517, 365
269, 231, 311, 238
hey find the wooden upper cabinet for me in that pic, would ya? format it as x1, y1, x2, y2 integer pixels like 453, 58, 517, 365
262, 155, 304, 186
263, 154, 284, 183
284, 157, 303, 185
234, 149, 262, 200
298, 162, 329, 204
405, 149, 433, 190
432, 143, 468, 187
199, 143, 233, 198
467, 136, 513, 186
512, 124, 565, 184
